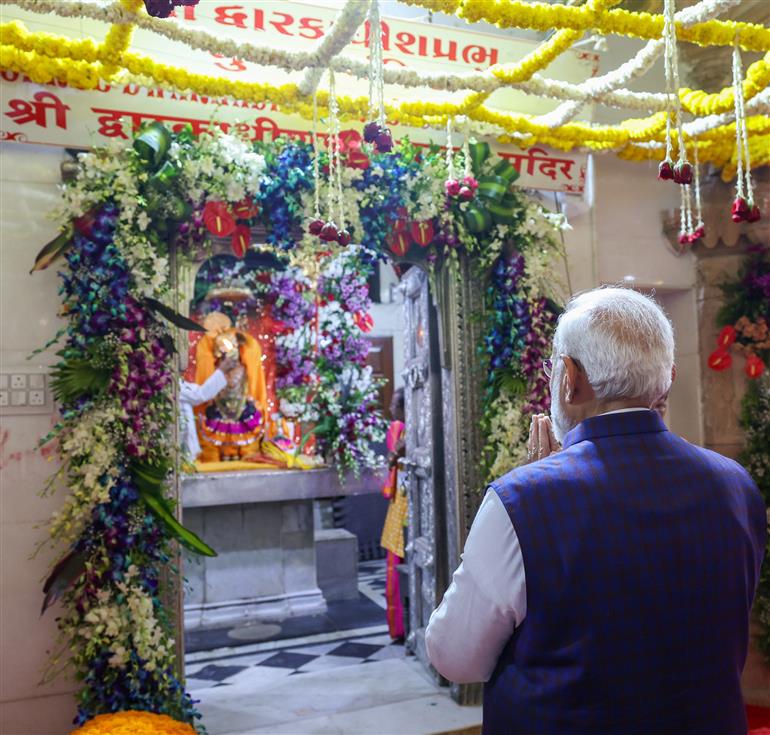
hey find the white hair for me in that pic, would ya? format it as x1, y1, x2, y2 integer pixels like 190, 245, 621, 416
552, 287, 675, 405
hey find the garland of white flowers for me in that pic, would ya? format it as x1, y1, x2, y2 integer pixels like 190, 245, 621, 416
296, 0, 370, 96
6, 0, 746, 119
533, 0, 740, 127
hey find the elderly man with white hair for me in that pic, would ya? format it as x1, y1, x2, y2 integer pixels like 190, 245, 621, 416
426, 286, 765, 735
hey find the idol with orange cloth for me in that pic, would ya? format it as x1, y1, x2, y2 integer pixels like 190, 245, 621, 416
194, 312, 268, 462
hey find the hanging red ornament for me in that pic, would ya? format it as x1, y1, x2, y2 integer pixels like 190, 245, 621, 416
673, 161, 693, 185
409, 220, 435, 248
658, 160, 675, 181
231, 224, 250, 258
320, 222, 340, 242
731, 196, 750, 223
459, 185, 474, 201
717, 325, 737, 349
745, 354, 766, 379
232, 198, 259, 220
387, 231, 411, 257
708, 349, 733, 371
354, 312, 374, 333
692, 224, 706, 241
336, 229, 352, 247
308, 218, 324, 235
747, 205, 762, 223
463, 175, 479, 191
203, 201, 235, 237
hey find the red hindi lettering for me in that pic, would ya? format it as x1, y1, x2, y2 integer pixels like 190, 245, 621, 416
212, 54, 247, 72
298, 16, 324, 40
1, 71, 20, 83
383, 57, 407, 67
215, 5, 248, 28
253, 8, 265, 30
122, 83, 140, 96
462, 44, 498, 67
433, 38, 458, 62
5, 91, 69, 130
394, 31, 416, 55
270, 11, 294, 35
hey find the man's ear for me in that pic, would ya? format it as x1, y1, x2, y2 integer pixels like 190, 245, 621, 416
671, 364, 677, 384
562, 355, 579, 404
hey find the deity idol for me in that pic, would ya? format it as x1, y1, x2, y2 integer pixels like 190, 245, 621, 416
194, 312, 268, 462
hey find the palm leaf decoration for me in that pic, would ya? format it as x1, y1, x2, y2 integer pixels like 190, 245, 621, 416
50, 359, 111, 404
41, 550, 87, 615
129, 459, 217, 557
143, 297, 206, 332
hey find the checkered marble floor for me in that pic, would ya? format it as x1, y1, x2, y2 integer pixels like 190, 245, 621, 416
186, 559, 401, 689
187, 632, 405, 689
186, 559, 483, 735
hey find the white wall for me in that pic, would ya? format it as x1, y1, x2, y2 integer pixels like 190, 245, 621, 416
561, 154, 702, 443
0, 143, 74, 734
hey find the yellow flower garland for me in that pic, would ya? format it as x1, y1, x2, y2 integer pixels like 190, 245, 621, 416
0, 11, 767, 172
71, 711, 196, 735
680, 52, 770, 116
415, 0, 770, 52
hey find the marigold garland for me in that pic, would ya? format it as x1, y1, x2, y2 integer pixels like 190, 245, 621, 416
1, 3, 768, 174
419, 0, 770, 52
71, 710, 197, 735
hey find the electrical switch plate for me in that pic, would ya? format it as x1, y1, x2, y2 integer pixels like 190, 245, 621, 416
11, 391, 26, 406
28, 374, 45, 389
0, 391, 8, 407
29, 390, 45, 406
10, 374, 26, 389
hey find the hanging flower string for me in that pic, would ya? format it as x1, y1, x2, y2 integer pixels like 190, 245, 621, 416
658, 0, 692, 184
731, 41, 762, 224
308, 92, 325, 238
459, 118, 478, 200
691, 144, 706, 240
445, 116, 461, 197
362, 0, 393, 153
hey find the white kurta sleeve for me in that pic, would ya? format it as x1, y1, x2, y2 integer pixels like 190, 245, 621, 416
179, 370, 227, 407
425, 488, 526, 684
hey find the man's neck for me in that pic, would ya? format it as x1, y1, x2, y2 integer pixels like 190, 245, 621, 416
585, 398, 650, 420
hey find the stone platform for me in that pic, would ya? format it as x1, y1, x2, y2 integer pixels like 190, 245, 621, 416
181, 467, 385, 631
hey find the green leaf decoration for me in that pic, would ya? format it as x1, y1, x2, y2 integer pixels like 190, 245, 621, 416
31, 229, 73, 273
463, 205, 493, 234
143, 298, 206, 332
468, 141, 491, 176
142, 493, 217, 557
41, 550, 86, 615
50, 359, 111, 403
133, 121, 171, 168
129, 459, 216, 557
492, 158, 520, 184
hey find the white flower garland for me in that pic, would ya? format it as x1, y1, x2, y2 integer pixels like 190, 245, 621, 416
296, 0, 370, 96
6, 0, 742, 121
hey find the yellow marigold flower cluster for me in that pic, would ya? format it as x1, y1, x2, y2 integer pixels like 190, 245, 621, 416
443, 0, 770, 52
680, 52, 770, 116
71, 711, 196, 735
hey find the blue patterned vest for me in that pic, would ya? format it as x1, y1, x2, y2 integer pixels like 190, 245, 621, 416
485, 410, 765, 735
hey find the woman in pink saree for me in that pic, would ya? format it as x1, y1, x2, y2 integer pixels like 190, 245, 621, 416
380, 388, 406, 640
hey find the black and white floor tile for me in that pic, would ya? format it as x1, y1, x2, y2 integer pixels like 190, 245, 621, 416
186, 632, 405, 690
185, 558, 404, 691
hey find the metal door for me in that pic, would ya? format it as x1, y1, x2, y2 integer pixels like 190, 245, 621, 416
400, 267, 447, 682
